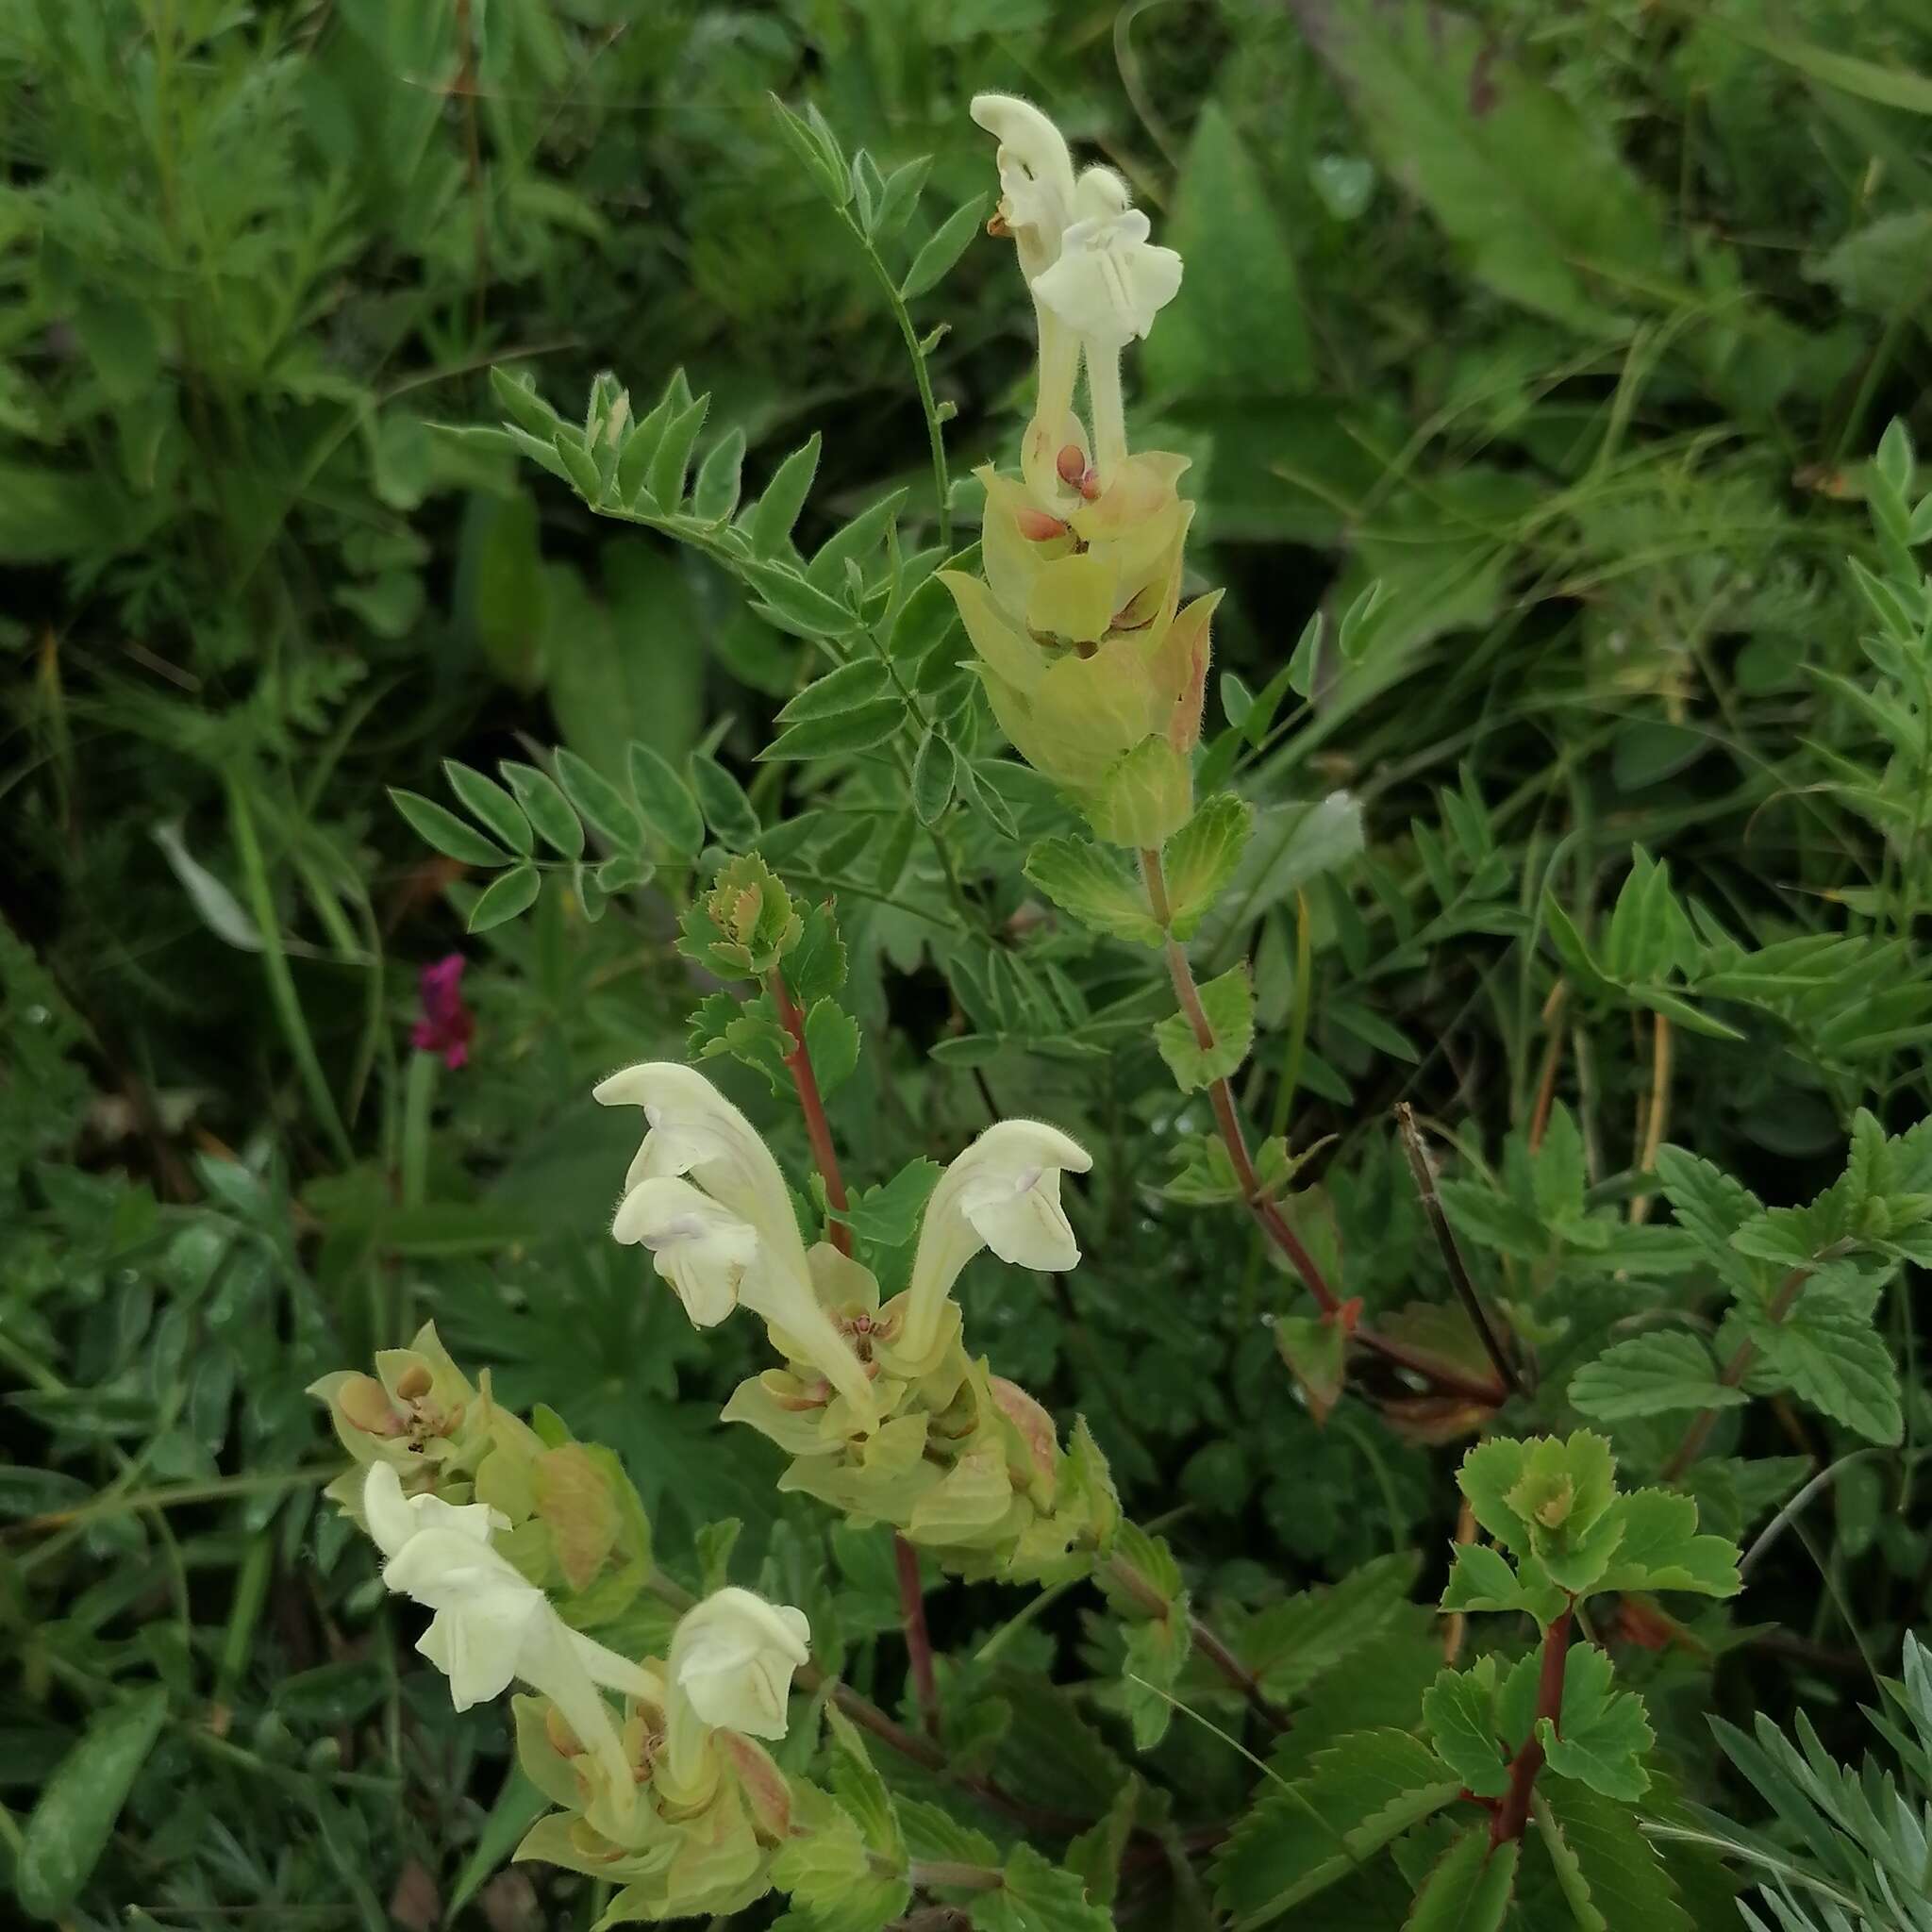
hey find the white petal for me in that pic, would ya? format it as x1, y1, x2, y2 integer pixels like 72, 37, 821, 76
417, 1596, 532, 1709
669, 1588, 810, 1742
362, 1461, 416, 1559
899, 1120, 1091, 1358
596, 1063, 809, 1285
612, 1174, 758, 1327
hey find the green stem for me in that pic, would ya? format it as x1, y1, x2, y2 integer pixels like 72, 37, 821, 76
225, 774, 353, 1165
1139, 845, 1507, 1408
845, 217, 954, 552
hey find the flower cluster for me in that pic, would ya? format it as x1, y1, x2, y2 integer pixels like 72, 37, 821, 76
599, 1061, 1119, 1580
316, 1366, 811, 1924
942, 94, 1216, 845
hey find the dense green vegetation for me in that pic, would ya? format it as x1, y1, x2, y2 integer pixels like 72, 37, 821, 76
8, 1, 1932, 1926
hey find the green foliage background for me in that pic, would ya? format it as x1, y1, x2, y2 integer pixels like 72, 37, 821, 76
7, 0, 1932, 1925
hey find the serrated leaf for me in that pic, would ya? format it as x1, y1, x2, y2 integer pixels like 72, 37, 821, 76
1438, 1543, 1533, 1619
750, 433, 822, 555
1403, 1827, 1517, 1932
772, 1786, 907, 1928
901, 195, 987, 300
625, 741, 705, 857
1423, 1659, 1508, 1798
834, 1159, 940, 1249
763, 699, 906, 761
498, 760, 583, 858
688, 753, 760, 848
1162, 792, 1253, 940
1085, 736, 1192, 848
554, 747, 645, 851
1538, 1645, 1652, 1801
804, 999, 859, 1098
1194, 793, 1364, 964
443, 760, 532, 855
1568, 1332, 1745, 1423
390, 788, 509, 867
976, 1841, 1111, 1932
1595, 1490, 1740, 1597
1024, 837, 1164, 946
466, 863, 541, 932
1534, 1782, 1692, 1932
1212, 1729, 1460, 1928
1155, 965, 1254, 1091
1751, 1296, 1902, 1444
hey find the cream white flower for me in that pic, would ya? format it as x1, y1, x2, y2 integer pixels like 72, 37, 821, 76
364, 1463, 660, 1821
611, 1174, 758, 1328
897, 1119, 1092, 1360
969, 92, 1076, 276
661, 1586, 811, 1798
600, 1064, 877, 1426
1031, 167, 1183, 351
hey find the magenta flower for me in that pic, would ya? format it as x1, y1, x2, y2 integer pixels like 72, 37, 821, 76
411, 955, 475, 1069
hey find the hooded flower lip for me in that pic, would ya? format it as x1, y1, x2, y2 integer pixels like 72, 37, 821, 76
968, 92, 1076, 275
600, 1064, 878, 1428
363, 1462, 660, 1822
895, 1119, 1092, 1362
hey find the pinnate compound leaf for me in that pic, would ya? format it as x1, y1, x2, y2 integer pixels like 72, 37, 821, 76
1024, 838, 1164, 947
1212, 1729, 1460, 1928
466, 863, 541, 933
1568, 1332, 1746, 1422
499, 760, 583, 858
1154, 965, 1254, 1091
391, 788, 509, 867
1534, 1781, 1692, 1932
626, 741, 706, 857
1595, 1490, 1740, 1598
900, 195, 988, 301
1403, 1827, 1518, 1932
443, 760, 532, 855
1423, 1658, 1508, 1798
750, 432, 822, 556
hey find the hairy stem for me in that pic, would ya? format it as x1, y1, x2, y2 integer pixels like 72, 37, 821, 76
1140, 848, 1506, 1407
1103, 1546, 1290, 1734
767, 969, 851, 1255
894, 1532, 941, 1736
1491, 1607, 1572, 1846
